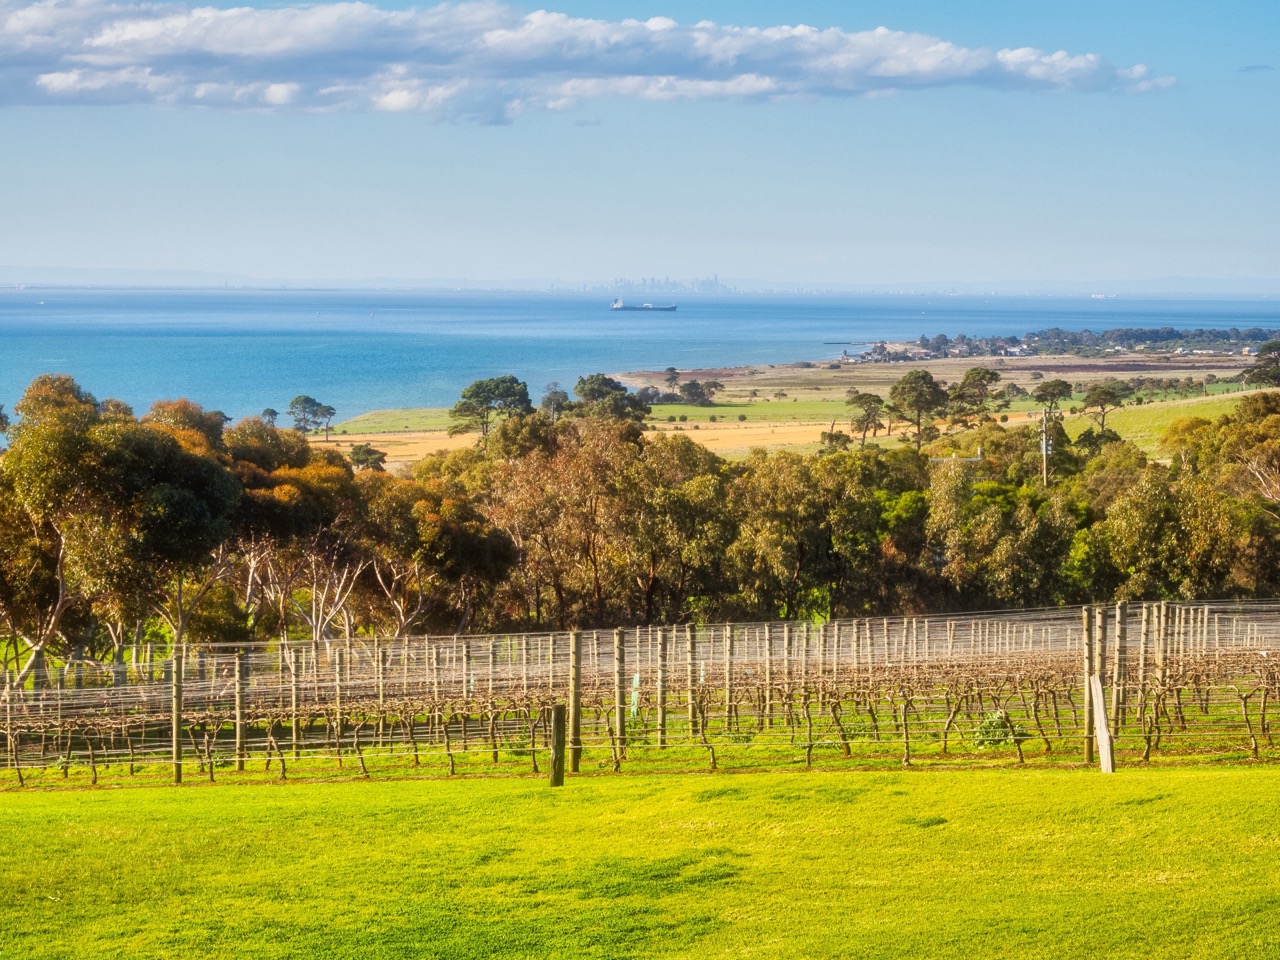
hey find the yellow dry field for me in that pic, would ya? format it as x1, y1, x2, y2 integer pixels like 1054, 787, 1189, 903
313, 405, 1084, 466
312, 431, 475, 465
315, 423, 846, 465
312, 414, 1056, 466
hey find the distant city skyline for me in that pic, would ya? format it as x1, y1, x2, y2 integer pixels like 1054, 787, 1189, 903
2, 1, 1276, 288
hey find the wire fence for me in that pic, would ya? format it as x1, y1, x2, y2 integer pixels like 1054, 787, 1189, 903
4, 600, 1279, 786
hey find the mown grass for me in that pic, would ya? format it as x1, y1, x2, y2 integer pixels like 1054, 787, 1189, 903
3, 768, 1280, 959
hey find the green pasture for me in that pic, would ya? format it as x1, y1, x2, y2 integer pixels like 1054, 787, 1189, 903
648, 398, 849, 424
332, 386, 1260, 456
3, 768, 1279, 959
1064, 393, 1246, 452
334, 408, 454, 433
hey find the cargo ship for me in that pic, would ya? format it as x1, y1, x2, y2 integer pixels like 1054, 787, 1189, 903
610, 299, 677, 311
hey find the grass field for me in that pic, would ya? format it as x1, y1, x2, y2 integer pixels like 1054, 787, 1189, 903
326, 374, 1264, 464
1064, 393, 1248, 451
333, 408, 455, 433
3, 768, 1279, 959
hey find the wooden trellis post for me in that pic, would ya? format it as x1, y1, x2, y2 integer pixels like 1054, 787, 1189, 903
290, 648, 301, 760
549, 703, 566, 788
1111, 601, 1128, 737
657, 628, 668, 748
1082, 607, 1095, 764
334, 648, 344, 762
569, 631, 582, 773
724, 627, 735, 730
763, 624, 774, 726
613, 628, 626, 758
235, 650, 247, 772
171, 647, 184, 784
687, 625, 697, 737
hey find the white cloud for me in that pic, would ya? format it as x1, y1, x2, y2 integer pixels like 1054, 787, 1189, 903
0, 0, 1175, 117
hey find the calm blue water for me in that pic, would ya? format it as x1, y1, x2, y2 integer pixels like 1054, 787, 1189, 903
2, 289, 1278, 421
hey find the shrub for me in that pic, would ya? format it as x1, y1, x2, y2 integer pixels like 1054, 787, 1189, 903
709, 415, 718, 423
737, 414, 747, 422
678, 414, 688, 422
973, 711, 1030, 749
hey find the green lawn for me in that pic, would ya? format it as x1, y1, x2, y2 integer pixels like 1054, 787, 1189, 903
4, 767, 1279, 959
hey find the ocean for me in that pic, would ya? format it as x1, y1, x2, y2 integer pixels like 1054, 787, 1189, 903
1, 288, 1278, 422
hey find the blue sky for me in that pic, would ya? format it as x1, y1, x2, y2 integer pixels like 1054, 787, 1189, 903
1, 0, 1276, 288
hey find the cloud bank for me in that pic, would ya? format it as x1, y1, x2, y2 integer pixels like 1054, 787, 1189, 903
0, 0, 1175, 117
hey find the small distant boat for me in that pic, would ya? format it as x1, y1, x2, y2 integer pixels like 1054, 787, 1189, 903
610, 299, 677, 312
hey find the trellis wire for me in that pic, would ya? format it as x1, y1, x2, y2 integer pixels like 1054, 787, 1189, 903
3, 600, 1280, 783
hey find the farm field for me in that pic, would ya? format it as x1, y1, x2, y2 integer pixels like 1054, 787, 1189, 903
322, 380, 1261, 464
3, 768, 1279, 959
1062, 393, 1247, 449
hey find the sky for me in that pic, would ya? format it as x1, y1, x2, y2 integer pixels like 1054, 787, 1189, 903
1, 0, 1277, 290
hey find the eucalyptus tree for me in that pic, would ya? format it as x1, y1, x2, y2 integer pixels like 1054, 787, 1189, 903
287, 395, 330, 434
948, 366, 1007, 424
889, 370, 948, 450
348, 444, 387, 472
845, 390, 885, 447
567, 373, 651, 423
448, 376, 533, 438
725, 450, 829, 620
1082, 380, 1133, 433
487, 418, 640, 628
539, 382, 571, 422
357, 468, 511, 636
0, 378, 239, 687
615, 433, 733, 625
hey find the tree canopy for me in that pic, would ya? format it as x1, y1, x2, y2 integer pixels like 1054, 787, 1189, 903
448, 376, 534, 437
5, 371, 1280, 688
889, 370, 948, 450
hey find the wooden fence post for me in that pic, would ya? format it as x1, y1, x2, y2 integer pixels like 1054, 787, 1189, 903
234, 650, 247, 772
171, 647, 184, 784
334, 648, 344, 763
1138, 603, 1149, 686
763, 624, 774, 727
686, 625, 697, 738
783, 623, 792, 683
290, 648, 301, 760
547, 633, 555, 694
549, 703, 566, 788
1157, 602, 1169, 684
724, 627, 735, 731
613, 628, 626, 758
569, 631, 582, 773
1112, 601, 1128, 737
1082, 607, 1095, 764
657, 628, 668, 748
1094, 604, 1108, 698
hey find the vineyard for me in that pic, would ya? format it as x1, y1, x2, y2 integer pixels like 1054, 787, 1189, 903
4, 600, 1280, 787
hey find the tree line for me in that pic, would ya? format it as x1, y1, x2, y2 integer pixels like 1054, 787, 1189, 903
3, 344, 1280, 685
